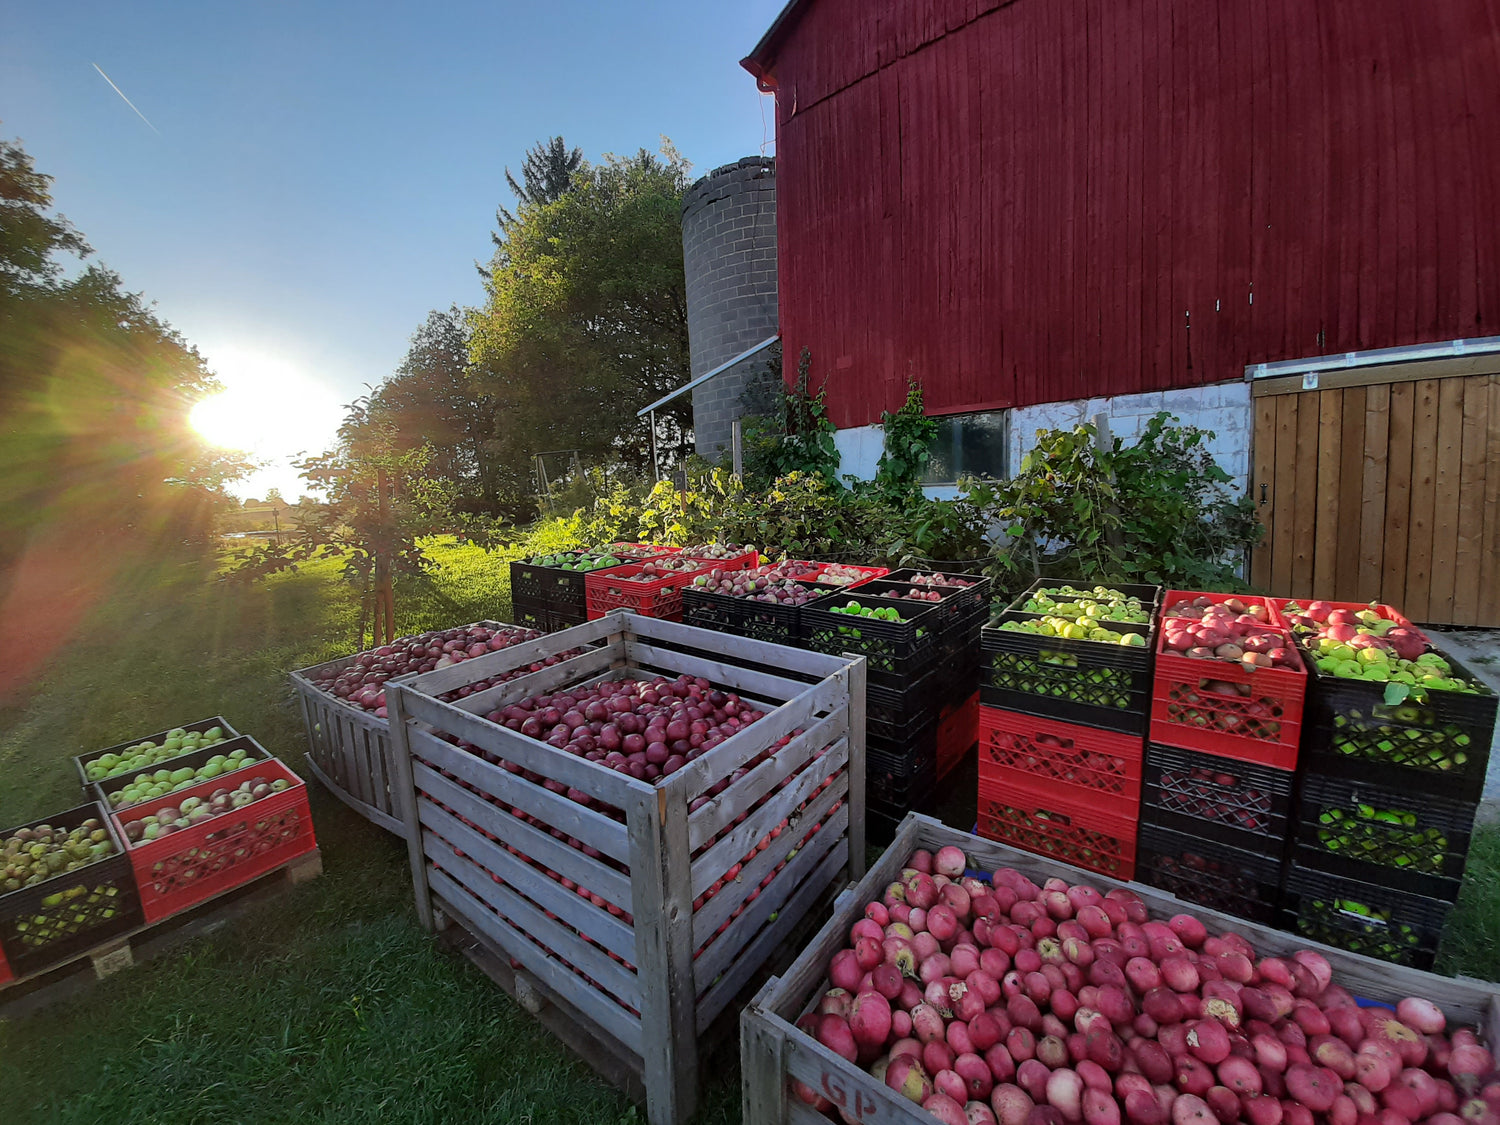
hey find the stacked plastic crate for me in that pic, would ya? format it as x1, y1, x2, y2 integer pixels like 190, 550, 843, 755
1271, 599, 1497, 970
509, 544, 669, 632
975, 581, 1159, 879
1135, 591, 1307, 924
800, 569, 991, 841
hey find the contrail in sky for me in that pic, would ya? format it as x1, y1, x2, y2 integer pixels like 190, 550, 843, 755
91, 62, 160, 134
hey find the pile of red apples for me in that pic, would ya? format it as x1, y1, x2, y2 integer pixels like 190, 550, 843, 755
1163, 599, 1301, 671
794, 845, 1497, 1125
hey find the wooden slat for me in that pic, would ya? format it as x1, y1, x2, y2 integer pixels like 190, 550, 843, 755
1482, 376, 1500, 626
1334, 386, 1366, 602
449, 644, 622, 716
1251, 395, 1277, 589
1404, 379, 1441, 620
844, 655, 866, 883
413, 763, 634, 911
1452, 376, 1490, 625
673, 675, 846, 796
1382, 383, 1416, 608
691, 741, 847, 900
621, 639, 816, 706
1249, 350, 1500, 397
1358, 383, 1391, 603
1291, 394, 1320, 598
1270, 394, 1299, 594
394, 688, 642, 809
624, 612, 851, 679
409, 729, 632, 862
1427, 377, 1465, 622
693, 802, 849, 996
691, 768, 848, 948
429, 872, 645, 1056
403, 617, 622, 696
422, 832, 642, 1012
687, 710, 847, 849
1313, 389, 1343, 597
419, 799, 636, 963
740, 999, 789, 1125
695, 823, 848, 1028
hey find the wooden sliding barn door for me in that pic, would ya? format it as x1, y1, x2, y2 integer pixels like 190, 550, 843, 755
1250, 359, 1500, 626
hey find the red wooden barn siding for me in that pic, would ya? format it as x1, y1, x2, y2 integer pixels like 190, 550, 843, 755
752, 0, 1500, 430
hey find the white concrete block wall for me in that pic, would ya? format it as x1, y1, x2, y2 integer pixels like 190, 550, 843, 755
830, 380, 1253, 500
1009, 380, 1253, 487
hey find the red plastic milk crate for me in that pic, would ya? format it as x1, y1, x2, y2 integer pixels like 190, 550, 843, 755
1150, 590, 1307, 770
584, 558, 719, 621
935, 691, 979, 779
111, 758, 317, 925
1265, 597, 1419, 632
978, 705, 1145, 805
787, 562, 889, 589
976, 773, 1138, 879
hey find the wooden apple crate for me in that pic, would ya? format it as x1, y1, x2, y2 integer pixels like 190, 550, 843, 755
385, 611, 869, 1125
288, 621, 511, 834
740, 811, 1500, 1125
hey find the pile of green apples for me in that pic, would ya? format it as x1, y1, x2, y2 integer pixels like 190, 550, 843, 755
85, 726, 231, 783
121, 774, 293, 844
996, 615, 1147, 647
1017, 584, 1151, 624
1296, 894, 1421, 963
3, 818, 116, 892
528, 551, 623, 572
1315, 803, 1448, 873
988, 650, 1136, 708
102, 744, 260, 809
831, 602, 907, 623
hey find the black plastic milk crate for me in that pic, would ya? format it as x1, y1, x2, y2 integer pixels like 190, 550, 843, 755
800, 591, 943, 687
867, 719, 938, 812
1293, 771, 1476, 900
939, 605, 988, 664
1300, 647, 1497, 803
0, 802, 144, 979
73, 716, 240, 790
1141, 743, 1295, 851
1282, 866, 1451, 971
1005, 579, 1162, 621
680, 583, 820, 647
859, 569, 993, 628
509, 555, 582, 605
980, 614, 1154, 735
866, 671, 940, 744
1135, 821, 1284, 925
509, 595, 552, 634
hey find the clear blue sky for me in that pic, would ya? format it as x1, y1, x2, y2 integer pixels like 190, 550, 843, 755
1, 0, 783, 496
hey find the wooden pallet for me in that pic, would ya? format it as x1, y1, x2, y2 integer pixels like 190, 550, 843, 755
0, 849, 321, 1018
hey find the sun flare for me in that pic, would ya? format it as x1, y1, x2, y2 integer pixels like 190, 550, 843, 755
189, 349, 345, 496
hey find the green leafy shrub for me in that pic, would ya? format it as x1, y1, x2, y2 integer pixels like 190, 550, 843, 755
963, 412, 1260, 594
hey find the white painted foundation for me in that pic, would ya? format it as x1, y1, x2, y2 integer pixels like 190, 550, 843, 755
832, 380, 1253, 496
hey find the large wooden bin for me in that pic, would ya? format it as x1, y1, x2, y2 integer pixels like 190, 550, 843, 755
385, 611, 868, 1125
288, 621, 513, 833
740, 812, 1500, 1125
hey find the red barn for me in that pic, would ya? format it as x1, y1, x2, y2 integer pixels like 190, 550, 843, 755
742, 0, 1500, 626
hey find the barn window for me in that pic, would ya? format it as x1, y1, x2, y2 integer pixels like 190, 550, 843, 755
922, 411, 1009, 484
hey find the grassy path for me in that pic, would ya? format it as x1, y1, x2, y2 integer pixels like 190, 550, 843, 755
0, 540, 739, 1124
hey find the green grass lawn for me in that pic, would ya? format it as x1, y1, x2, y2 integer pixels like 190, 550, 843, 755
0, 539, 739, 1125
0, 539, 1496, 1123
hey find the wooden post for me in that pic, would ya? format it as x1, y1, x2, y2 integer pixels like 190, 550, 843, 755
650, 410, 660, 482
374, 467, 395, 646
385, 682, 435, 931
845, 655, 867, 882
731, 418, 744, 479
741, 994, 788, 1125
629, 783, 698, 1124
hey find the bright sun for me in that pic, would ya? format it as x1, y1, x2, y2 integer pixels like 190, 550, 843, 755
189, 350, 345, 495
